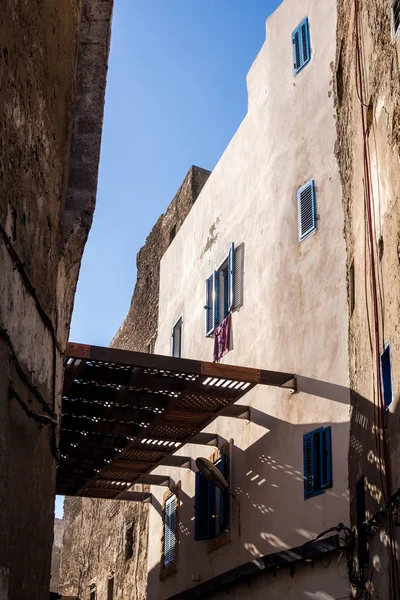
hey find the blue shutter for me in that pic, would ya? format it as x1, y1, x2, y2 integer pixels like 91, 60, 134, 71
292, 17, 311, 75
227, 243, 235, 313
164, 495, 177, 566
214, 270, 220, 329
298, 179, 316, 241
217, 451, 227, 532
194, 471, 211, 540
303, 432, 315, 499
381, 343, 393, 409
292, 26, 301, 72
320, 427, 332, 489
205, 274, 215, 337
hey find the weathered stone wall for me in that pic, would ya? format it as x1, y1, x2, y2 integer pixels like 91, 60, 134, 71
51, 518, 65, 591
60, 166, 210, 600
0, 1, 112, 598
335, 1, 400, 597
112, 166, 211, 353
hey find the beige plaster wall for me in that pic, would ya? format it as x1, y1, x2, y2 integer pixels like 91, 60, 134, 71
148, 0, 351, 598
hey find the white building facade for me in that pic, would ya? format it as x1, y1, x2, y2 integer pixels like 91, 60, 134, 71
147, 0, 351, 598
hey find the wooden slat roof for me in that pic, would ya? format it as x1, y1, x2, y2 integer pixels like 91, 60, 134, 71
56, 342, 294, 500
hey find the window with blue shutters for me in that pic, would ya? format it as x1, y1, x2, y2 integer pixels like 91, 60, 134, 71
163, 494, 177, 567
194, 451, 229, 540
292, 17, 311, 75
298, 179, 316, 241
205, 243, 238, 337
171, 316, 183, 358
303, 427, 332, 499
381, 341, 393, 409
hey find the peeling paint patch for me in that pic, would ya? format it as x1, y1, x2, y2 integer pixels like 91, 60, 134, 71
200, 216, 220, 260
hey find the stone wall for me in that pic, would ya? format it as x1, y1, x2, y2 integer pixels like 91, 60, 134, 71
0, 1, 112, 598
60, 166, 210, 600
335, 0, 400, 597
51, 518, 65, 591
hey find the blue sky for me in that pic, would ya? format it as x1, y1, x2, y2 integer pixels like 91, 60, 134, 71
55, 0, 282, 519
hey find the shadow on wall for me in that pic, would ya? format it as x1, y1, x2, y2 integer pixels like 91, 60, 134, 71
146, 380, 399, 599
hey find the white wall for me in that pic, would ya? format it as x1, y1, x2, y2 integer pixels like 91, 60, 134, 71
148, 0, 350, 597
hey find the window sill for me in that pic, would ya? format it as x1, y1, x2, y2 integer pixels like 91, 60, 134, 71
160, 561, 178, 581
207, 529, 231, 554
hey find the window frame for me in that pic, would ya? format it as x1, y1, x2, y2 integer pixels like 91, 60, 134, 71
205, 243, 235, 337
163, 494, 177, 567
292, 17, 312, 76
194, 449, 230, 542
297, 179, 317, 241
160, 484, 180, 581
381, 340, 393, 410
171, 316, 183, 358
303, 426, 332, 500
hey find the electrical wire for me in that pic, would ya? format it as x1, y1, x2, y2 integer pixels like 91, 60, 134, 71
353, 2, 400, 598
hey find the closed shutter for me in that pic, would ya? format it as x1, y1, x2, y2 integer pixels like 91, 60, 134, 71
194, 471, 211, 540
227, 243, 235, 313
164, 495, 177, 566
298, 179, 316, 241
303, 432, 315, 499
292, 17, 311, 75
320, 427, 332, 489
292, 27, 301, 72
205, 274, 215, 337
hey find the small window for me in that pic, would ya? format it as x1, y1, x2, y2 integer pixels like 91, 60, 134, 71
292, 17, 311, 75
194, 451, 228, 540
90, 589, 96, 600
107, 577, 114, 600
205, 243, 236, 337
163, 494, 177, 567
172, 317, 183, 358
303, 427, 332, 499
125, 522, 134, 560
298, 179, 316, 241
145, 274, 151, 292
393, 0, 400, 37
381, 341, 393, 409
169, 224, 177, 244
146, 343, 151, 354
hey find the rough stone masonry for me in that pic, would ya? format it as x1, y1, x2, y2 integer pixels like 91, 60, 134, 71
0, 0, 113, 598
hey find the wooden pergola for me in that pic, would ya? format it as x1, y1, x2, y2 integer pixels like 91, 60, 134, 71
56, 342, 295, 501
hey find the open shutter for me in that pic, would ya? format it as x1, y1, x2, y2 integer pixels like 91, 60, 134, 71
195, 471, 211, 540
217, 451, 228, 532
205, 274, 215, 337
214, 270, 220, 328
227, 243, 235, 313
320, 427, 332, 489
303, 432, 315, 499
164, 495, 176, 566
298, 179, 316, 241
292, 26, 301, 73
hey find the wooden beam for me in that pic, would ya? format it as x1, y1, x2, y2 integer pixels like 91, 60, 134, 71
136, 473, 171, 486
201, 362, 260, 383
116, 490, 152, 502
161, 455, 191, 468
221, 404, 250, 419
189, 432, 218, 446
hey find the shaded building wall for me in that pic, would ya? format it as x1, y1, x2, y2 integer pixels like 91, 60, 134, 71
0, 1, 113, 598
60, 166, 210, 600
335, 1, 400, 598
147, 0, 351, 598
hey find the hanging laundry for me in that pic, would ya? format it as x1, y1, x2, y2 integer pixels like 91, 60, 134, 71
213, 313, 231, 362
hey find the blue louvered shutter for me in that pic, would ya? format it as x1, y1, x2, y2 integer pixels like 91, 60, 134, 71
205, 274, 215, 337
303, 432, 315, 499
214, 270, 220, 329
164, 495, 176, 566
292, 17, 311, 75
292, 26, 301, 73
217, 451, 228, 532
227, 243, 235, 313
320, 427, 332, 489
298, 179, 316, 241
194, 471, 211, 540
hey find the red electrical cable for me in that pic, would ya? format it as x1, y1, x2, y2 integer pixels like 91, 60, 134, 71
353, 2, 399, 598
